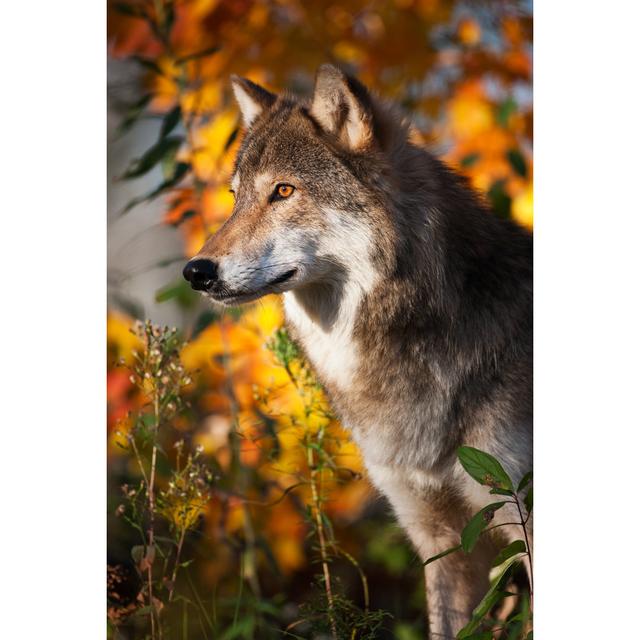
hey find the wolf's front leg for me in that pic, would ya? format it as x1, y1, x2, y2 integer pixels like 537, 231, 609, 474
422, 535, 496, 638
372, 469, 496, 638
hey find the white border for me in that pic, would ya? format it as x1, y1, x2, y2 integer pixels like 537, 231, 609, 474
2, 2, 639, 637
1, 2, 105, 637
535, 2, 640, 637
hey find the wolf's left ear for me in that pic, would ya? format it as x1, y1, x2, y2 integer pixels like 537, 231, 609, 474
310, 64, 375, 151
231, 76, 276, 127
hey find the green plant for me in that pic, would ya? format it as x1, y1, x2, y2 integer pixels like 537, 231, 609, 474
425, 447, 533, 639
112, 321, 209, 639
267, 328, 389, 640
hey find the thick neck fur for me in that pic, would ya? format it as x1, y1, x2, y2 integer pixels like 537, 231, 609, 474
284, 122, 532, 471
291, 138, 532, 372
374, 144, 532, 366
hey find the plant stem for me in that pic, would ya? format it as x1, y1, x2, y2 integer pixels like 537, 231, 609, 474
233, 554, 244, 628
168, 525, 187, 603
307, 440, 337, 640
242, 503, 262, 598
512, 492, 533, 604
278, 347, 339, 639
129, 417, 160, 638
339, 548, 370, 612
147, 388, 161, 638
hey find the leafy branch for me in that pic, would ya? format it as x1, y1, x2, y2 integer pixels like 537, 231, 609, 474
425, 446, 533, 639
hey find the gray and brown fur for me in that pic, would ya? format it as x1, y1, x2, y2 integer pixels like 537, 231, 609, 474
184, 65, 533, 638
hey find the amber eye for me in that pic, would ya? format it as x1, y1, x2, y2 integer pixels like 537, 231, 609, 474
274, 184, 295, 200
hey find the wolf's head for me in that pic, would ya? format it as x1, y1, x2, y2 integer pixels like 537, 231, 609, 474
184, 65, 408, 306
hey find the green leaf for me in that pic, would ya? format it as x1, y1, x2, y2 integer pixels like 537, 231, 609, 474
224, 126, 240, 151
507, 149, 527, 177
492, 540, 526, 567
460, 633, 493, 640
169, 209, 197, 227
161, 3, 176, 38
267, 328, 300, 368
252, 599, 282, 616
120, 136, 183, 180
524, 486, 533, 513
508, 589, 531, 639
146, 255, 187, 269
461, 152, 480, 168
116, 93, 152, 136
457, 446, 514, 491
320, 511, 335, 544
131, 55, 165, 77
160, 105, 182, 139
154, 161, 190, 191
217, 616, 254, 640
461, 502, 506, 553
487, 179, 512, 220
111, 292, 144, 320
140, 413, 157, 428
457, 557, 519, 638
113, 2, 146, 19
489, 487, 512, 496
176, 45, 221, 64
394, 623, 423, 640
155, 279, 198, 309
192, 310, 219, 339
517, 471, 533, 493
120, 162, 190, 214
497, 97, 517, 128
458, 590, 510, 638
424, 544, 462, 566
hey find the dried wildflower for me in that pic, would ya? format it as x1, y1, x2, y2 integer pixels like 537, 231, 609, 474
158, 451, 212, 533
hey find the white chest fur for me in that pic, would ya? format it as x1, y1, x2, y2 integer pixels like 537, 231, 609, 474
283, 207, 379, 392
283, 288, 361, 391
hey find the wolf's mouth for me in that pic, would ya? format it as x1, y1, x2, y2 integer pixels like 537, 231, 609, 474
267, 268, 297, 286
209, 268, 298, 305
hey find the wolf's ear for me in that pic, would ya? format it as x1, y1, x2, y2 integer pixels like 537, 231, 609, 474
231, 76, 276, 127
310, 64, 375, 151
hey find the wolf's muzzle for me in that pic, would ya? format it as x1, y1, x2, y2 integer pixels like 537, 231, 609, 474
183, 258, 218, 291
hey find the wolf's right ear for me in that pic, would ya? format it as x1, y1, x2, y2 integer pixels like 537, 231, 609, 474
231, 76, 276, 128
310, 64, 375, 151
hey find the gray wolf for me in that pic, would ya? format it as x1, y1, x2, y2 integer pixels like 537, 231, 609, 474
183, 64, 533, 637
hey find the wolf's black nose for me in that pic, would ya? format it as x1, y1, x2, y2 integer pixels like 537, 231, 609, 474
183, 259, 218, 291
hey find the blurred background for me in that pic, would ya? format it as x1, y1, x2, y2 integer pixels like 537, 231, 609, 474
107, 1, 532, 638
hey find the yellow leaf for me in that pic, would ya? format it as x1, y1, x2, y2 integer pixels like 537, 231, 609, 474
512, 183, 533, 228
107, 312, 142, 365
458, 18, 481, 46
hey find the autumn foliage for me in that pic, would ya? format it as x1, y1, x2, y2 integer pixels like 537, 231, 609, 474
107, 1, 532, 638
